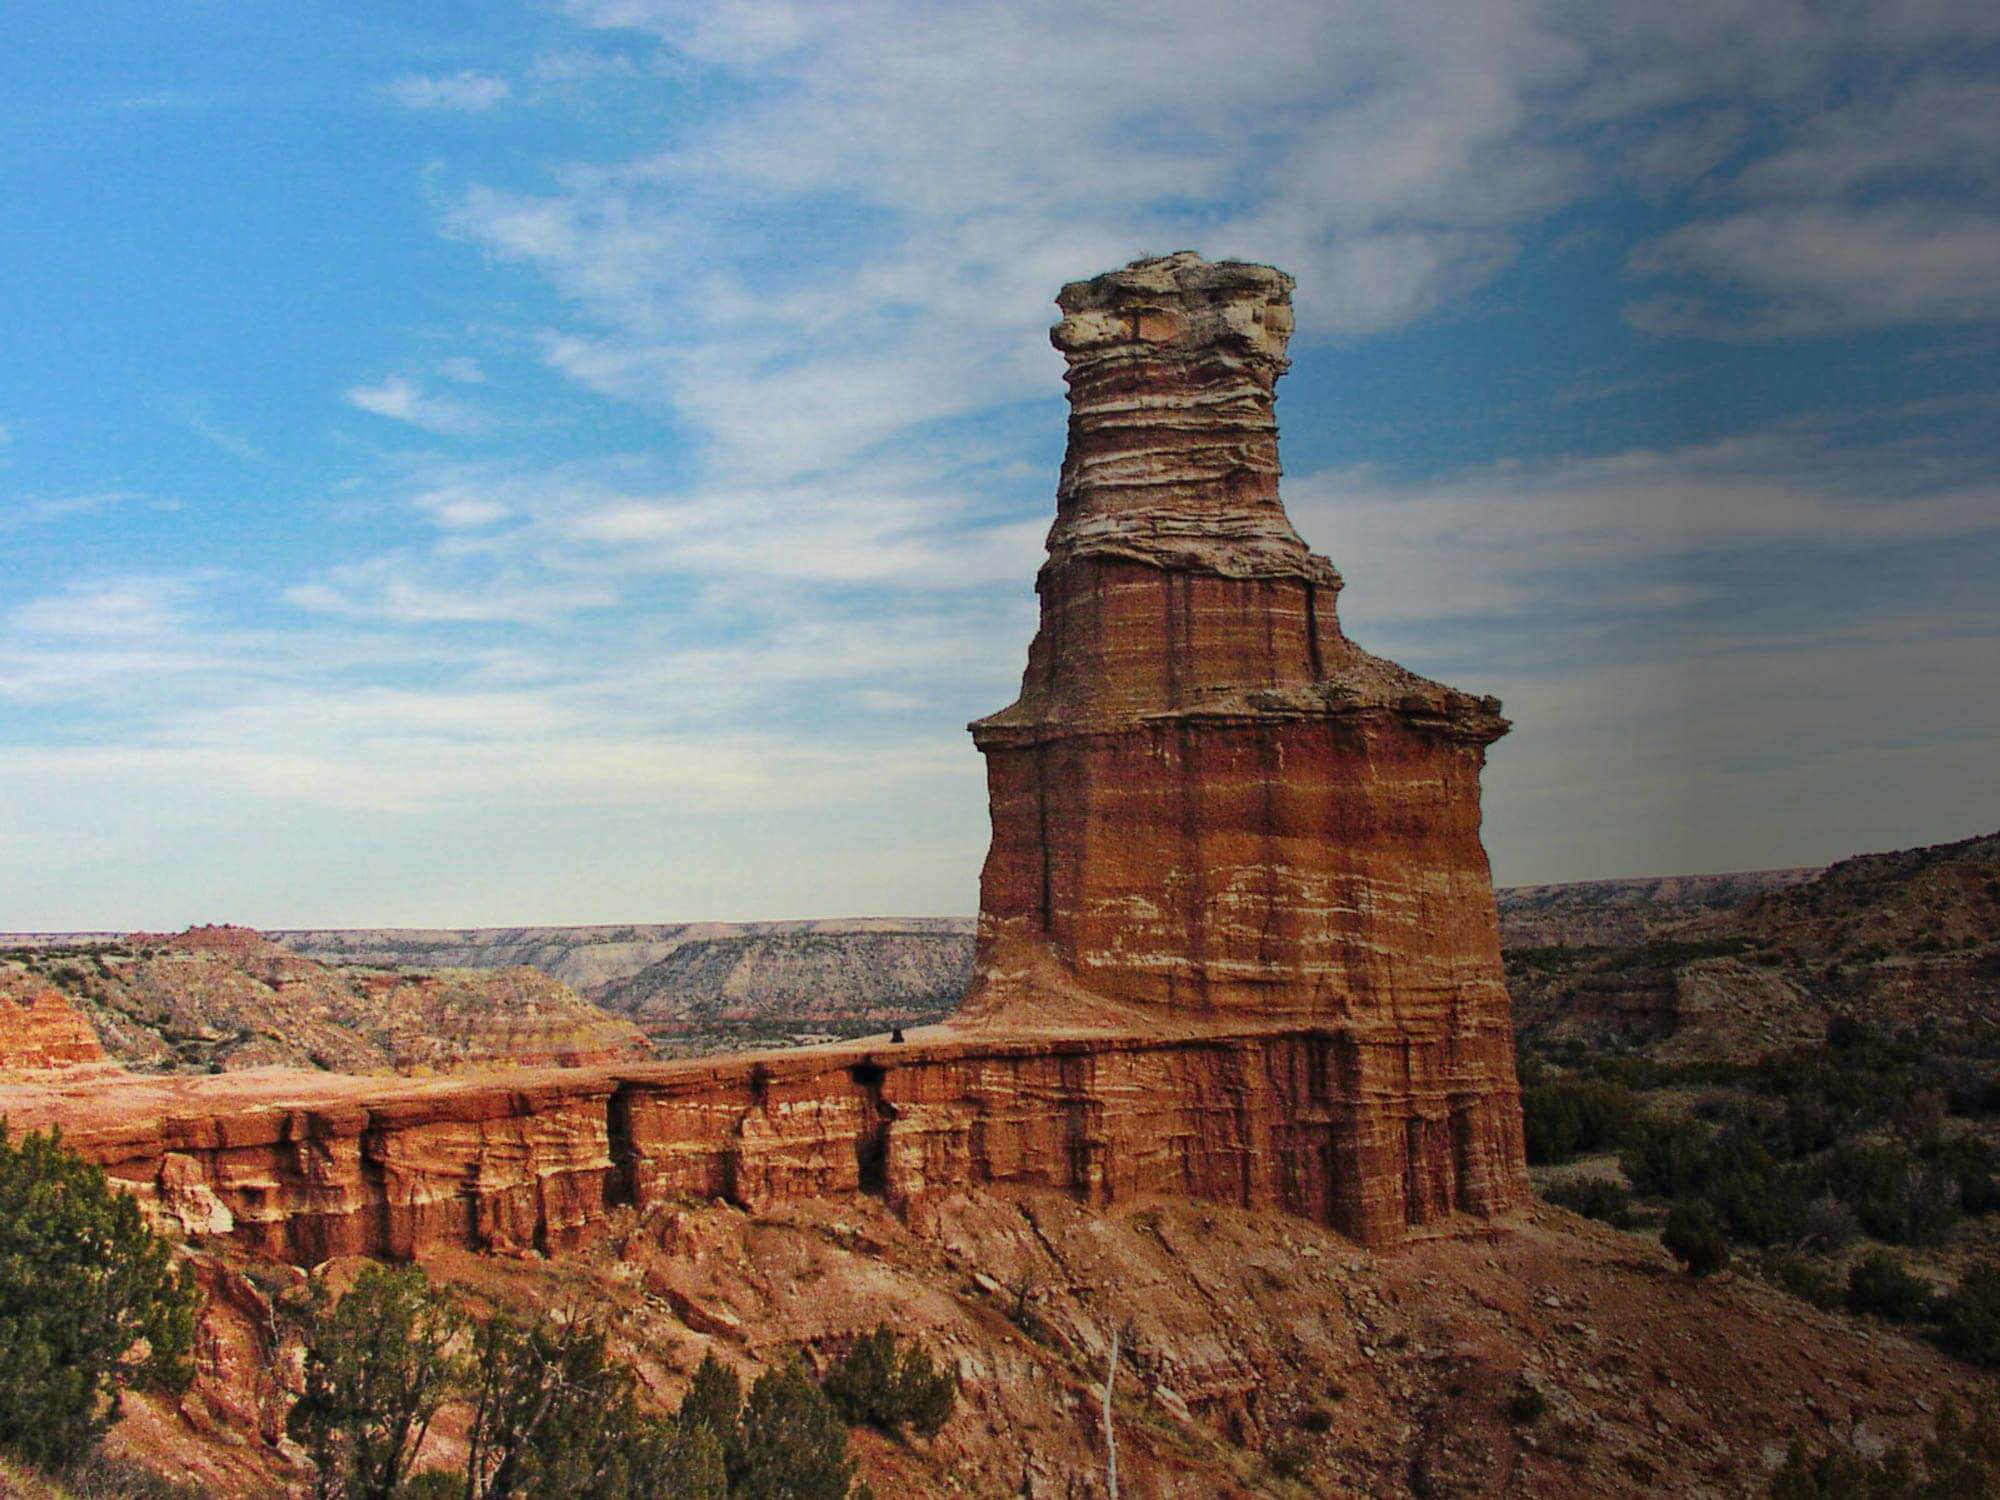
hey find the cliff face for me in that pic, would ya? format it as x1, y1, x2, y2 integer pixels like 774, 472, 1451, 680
0, 989, 107, 1074
1510, 830, 2000, 1061
0, 1024, 1522, 1259
1496, 869, 1819, 949
966, 254, 1511, 1038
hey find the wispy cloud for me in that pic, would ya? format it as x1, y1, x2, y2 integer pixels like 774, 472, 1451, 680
0, 492, 142, 532
1627, 205, 2000, 338
1297, 431, 2000, 627
345, 376, 487, 436
383, 71, 511, 112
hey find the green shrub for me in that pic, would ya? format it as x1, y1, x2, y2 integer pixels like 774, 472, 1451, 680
1522, 1079, 1637, 1164
1767, 1435, 1920, 1497
285, 1265, 470, 1500
1769, 1396, 2000, 1497
1543, 1176, 1634, 1227
1937, 1263, 2000, 1369
622, 1416, 726, 1500
1761, 1253, 1841, 1311
676, 1352, 742, 1454
823, 1326, 955, 1441
460, 1310, 723, 1500
1662, 1203, 1730, 1277
1698, 1135, 1814, 1246
1827, 1145, 1961, 1246
0, 1125, 199, 1471
1845, 1251, 1932, 1323
1925, 1135, 2000, 1215
733, 1360, 855, 1500
1622, 1117, 1713, 1199
1506, 1379, 1547, 1425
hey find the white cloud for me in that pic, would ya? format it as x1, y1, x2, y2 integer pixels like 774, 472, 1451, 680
383, 71, 511, 112
345, 376, 487, 436
1627, 204, 2000, 337
0, 492, 138, 531
1293, 432, 2000, 628
1735, 75, 2000, 199
8, 575, 198, 639
451, 0, 1597, 484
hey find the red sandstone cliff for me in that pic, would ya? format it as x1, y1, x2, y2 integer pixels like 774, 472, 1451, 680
963, 252, 1527, 1224
0, 989, 108, 1075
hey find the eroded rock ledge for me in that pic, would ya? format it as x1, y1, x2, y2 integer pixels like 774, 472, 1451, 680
0, 1022, 1523, 1259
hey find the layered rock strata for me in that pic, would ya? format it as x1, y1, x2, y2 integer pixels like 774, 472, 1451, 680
0, 1026, 1522, 1257
0, 989, 108, 1074
966, 253, 1512, 1038
962, 252, 1527, 1221
2, 926, 650, 1075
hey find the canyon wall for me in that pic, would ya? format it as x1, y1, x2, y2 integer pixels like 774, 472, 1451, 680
1, 1026, 1523, 1260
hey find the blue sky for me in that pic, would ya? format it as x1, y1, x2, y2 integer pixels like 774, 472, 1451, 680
3, 0, 1998, 928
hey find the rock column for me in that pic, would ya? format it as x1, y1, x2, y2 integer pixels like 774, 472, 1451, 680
962, 251, 1527, 1227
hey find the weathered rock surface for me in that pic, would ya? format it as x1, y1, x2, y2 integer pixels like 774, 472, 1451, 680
965, 254, 1512, 1036
960, 252, 1527, 1226
1497, 868, 1819, 949
0, 926, 650, 1076
0, 1015, 1524, 1258
0, 988, 108, 1075
1510, 830, 2000, 1062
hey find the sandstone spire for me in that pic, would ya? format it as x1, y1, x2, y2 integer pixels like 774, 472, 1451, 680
965, 251, 1513, 1035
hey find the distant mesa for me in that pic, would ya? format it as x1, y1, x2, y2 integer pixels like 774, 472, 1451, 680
1, 923, 648, 1076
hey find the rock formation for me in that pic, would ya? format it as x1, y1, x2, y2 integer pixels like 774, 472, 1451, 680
1, 1021, 1516, 1261
966, 253, 1512, 1036
0, 989, 108, 1074
3, 254, 1527, 1255
1509, 829, 2000, 1062
963, 252, 1527, 1225
1, 927, 650, 1075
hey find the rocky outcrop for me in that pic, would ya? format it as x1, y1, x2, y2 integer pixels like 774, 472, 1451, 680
961, 252, 1527, 1223
1509, 830, 2000, 1062
1497, 869, 1819, 949
0, 928, 650, 1075
965, 254, 1512, 1040
0, 1019, 1522, 1259
0, 989, 108, 1074
268, 921, 977, 1046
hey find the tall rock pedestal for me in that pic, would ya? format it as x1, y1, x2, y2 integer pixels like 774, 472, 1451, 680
963, 253, 1527, 1233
